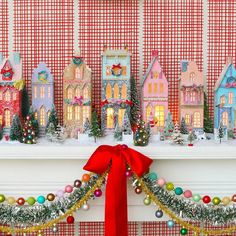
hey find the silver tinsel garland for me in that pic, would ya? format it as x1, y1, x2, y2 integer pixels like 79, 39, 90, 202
0, 175, 100, 226
141, 174, 236, 225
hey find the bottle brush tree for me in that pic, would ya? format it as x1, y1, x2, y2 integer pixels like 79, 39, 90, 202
180, 117, 189, 134
163, 111, 174, 137
133, 117, 149, 146
114, 121, 122, 141
46, 104, 59, 131
83, 118, 91, 134
218, 121, 224, 143
89, 110, 102, 143
22, 115, 37, 144
10, 114, 22, 141
204, 92, 213, 133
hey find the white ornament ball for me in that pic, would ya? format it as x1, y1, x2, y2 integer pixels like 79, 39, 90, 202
82, 203, 90, 211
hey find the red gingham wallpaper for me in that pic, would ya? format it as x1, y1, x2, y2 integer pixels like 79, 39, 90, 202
13, 0, 74, 123
78, 0, 139, 114
143, 0, 203, 122
0, 0, 8, 57
208, 0, 236, 117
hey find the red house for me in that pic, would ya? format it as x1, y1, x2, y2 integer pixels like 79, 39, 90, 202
0, 53, 23, 130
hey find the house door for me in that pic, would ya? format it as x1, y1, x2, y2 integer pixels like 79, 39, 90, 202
154, 105, 165, 127
193, 112, 201, 128
118, 109, 125, 126
107, 108, 114, 129
4, 109, 11, 127
222, 111, 228, 127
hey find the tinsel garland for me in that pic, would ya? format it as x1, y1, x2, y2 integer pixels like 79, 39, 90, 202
0, 171, 107, 234
137, 174, 236, 235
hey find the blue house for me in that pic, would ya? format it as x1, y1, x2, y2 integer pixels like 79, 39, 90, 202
214, 61, 236, 129
101, 46, 131, 131
32, 62, 54, 135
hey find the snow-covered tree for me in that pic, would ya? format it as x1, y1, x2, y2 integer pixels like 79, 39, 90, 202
180, 117, 188, 134
171, 123, 184, 145
114, 122, 122, 141
28, 106, 39, 137
146, 122, 151, 138
46, 122, 56, 142
83, 118, 91, 134
218, 121, 224, 143
122, 111, 132, 135
10, 114, 22, 141
163, 111, 174, 137
228, 120, 235, 139
133, 117, 149, 146
130, 76, 140, 127
187, 131, 196, 145
204, 92, 213, 133
46, 123, 66, 143
46, 104, 59, 131
89, 110, 102, 142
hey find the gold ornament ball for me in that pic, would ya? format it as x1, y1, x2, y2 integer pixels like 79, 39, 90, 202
47, 193, 55, 201
143, 197, 151, 205
222, 196, 231, 206
166, 182, 174, 191
0, 194, 5, 203
212, 197, 221, 205
7, 197, 16, 205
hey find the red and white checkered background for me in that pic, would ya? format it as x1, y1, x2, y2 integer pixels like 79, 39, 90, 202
143, 0, 203, 122
208, 0, 236, 117
13, 0, 74, 123
0, 0, 8, 57
78, 0, 139, 115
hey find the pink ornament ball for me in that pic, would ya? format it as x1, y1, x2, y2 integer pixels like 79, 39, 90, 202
126, 170, 132, 177
94, 189, 102, 197
183, 190, 192, 198
56, 190, 64, 198
65, 185, 73, 193
157, 178, 166, 187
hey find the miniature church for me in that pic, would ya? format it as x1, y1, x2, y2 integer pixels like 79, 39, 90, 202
141, 50, 168, 130
0, 53, 23, 131
214, 58, 236, 129
101, 46, 131, 132
63, 50, 92, 136
32, 62, 54, 135
179, 61, 204, 130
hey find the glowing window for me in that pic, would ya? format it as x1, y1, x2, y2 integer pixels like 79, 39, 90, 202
106, 66, 112, 76
148, 83, 152, 94
47, 111, 50, 118
122, 66, 127, 76
75, 67, 83, 80
190, 92, 196, 102
114, 84, 119, 99
118, 109, 125, 126
146, 105, 152, 123
34, 86, 37, 98
40, 86, 45, 98
67, 106, 73, 121
106, 83, 112, 99
13, 92, 17, 101
75, 87, 81, 97
159, 83, 164, 93
83, 106, 90, 123
121, 84, 127, 99
48, 87, 51, 98
75, 106, 81, 120
34, 112, 38, 120
40, 107, 46, 126
222, 111, 228, 126
0, 91, 2, 100
185, 114, 190, 125
4, 109, 10, 127
67, 87, 73, 100
107, 107, 114, 129
193, 112, 201, 128
5, 90, 11, 102
153, 71, 158, 79
228, 92, 233, 104
190, 72, 195, 82
154, 83, 158, 93
154, 105, 165, 127
220, 96, 226, 105
83, 86, 89, 99
0, 115, 2, 124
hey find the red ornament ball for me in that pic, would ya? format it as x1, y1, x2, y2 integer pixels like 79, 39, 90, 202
26, 116, 30, 120
67, 216, 75, 224
74, 179, 82, 188
202, 195, 211, 204
126, 170, 132, 177
135, 186, 142, 194
17, 197, 25, 206
232, 194, 236, 202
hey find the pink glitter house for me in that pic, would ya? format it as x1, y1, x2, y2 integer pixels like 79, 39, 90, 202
141, 50, 168, 129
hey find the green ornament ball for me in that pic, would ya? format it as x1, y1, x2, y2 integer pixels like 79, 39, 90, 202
180, 228, 188, 235
192, 194, 201, 202
149, 172, 158, 181
212, 197, 221, 205
27, 197, 36, 206
0, 194, 5, 203
166, 182, 174, 191
143, 197, 151, 206
175, 187, 183, 195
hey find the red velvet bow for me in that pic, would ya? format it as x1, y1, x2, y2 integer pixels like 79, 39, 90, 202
101, 99, 109, 107
125, 99, 133, 106
83, 145, 153, 236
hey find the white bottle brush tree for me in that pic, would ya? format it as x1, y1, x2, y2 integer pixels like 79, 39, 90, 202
171, 122, 184, 145
218, 121, 224, 143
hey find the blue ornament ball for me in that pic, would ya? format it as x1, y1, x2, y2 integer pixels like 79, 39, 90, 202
174, 187, 183, 195
149, 172, 158, 181
37, 195, 46, 204
155, 209, 163, 218
167, 220, 175, 228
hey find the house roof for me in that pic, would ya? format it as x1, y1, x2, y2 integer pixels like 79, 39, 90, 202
141, 56, 158, 87
214, 62, 233, 91
102, 49, 131, 57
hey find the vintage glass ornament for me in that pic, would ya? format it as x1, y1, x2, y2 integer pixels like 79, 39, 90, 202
183, 190, 192, 198
166, 182, 174, 191
65, 185, 73, 193
7, 197, 15, 205
94, 189, 102, 197
212, 197, 221, 205
134, 186, 142, 194
167, 220, 175, 228
74, 179, 82, 188
192, 194, 201, 202
0, 194, 5, 203
157, 178, 166, 187
232, 194, 236, 202
155, 210, 163, 218
202, 195, 211, 204
67, 215, 75, 224
180, 228, 188, 235
47, 193, 55, 201
222, 196, 231, 205
82, 174, 90, 182
17, 197, 25, 205
82, 203, 90, 211
175, 187, 183, 195
52, 224, 58, 233
143, 196, 151, 205
37, 195, 46, 204
27, 197, 36, 206
56, 190, 64, 198
149, 172, 158, 181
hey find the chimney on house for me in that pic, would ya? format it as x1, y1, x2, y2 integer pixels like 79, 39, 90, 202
152, 50, 158, 58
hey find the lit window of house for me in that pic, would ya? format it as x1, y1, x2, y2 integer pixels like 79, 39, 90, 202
5, 90, 11, 102
83, 86, 89, 99
75, 87, 80, 97
106, 83, 112, 99
106, 66, 112, 76
47, 111, 50, 118
222, 111, 228, 126
13, 92, 17, 101
185, 114, 190, 125
40, 107, 46, 126
34, 112, 38, 120
154, 83, 158, 93
107, 107, 114, 129
75, 67, 83, 80
228, 92, 233, 104
67, 87, 73, 100
0, 91, 2, 100
4, 109, 11, 127
0, 115, 2, 125
159, 83, 164, 93
148, 83, 152, 94
154, 105, 165, 127
75, 106, 81, 120
220, 95, 226, 105
121, 84, 127, 99
153, 71, 159, 79
83, 106, 90, 123
40, 87, 45, 98
122, 66, 127, 76
34, 86, 37, 98
193, 112, 201, 128
146, 105, 152, 123
114, 84, 119, 99
190, 72, 195, 82
118, 109, 125, 126
67, 106, 73, 121
48, 87, 51, 98
190, 92, 196, 102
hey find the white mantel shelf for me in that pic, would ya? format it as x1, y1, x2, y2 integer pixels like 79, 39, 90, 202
0, 144, 235, 159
